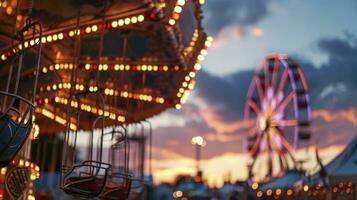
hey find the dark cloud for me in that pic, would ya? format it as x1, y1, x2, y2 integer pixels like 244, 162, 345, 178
203, 0, 270, 35
196, 70, 253, 121
301, 37, 357, 110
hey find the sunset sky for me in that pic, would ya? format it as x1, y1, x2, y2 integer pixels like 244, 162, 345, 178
149, 0, 357, 186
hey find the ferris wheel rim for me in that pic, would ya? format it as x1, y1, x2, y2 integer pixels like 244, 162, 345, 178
244, 54, 311, 182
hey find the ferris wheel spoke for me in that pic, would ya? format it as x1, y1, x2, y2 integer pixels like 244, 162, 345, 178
266, 133, 273, 178
270, 58, 279, 92
272, 128, 295, 155
247, 99, 260, 114
264, 61, 270, 91
276, 68, 288, 96
279, 119, 298, 127
298, 68, 309, 91
275, 91, 295, 113
254, 77, 265, 102
249, 133, 263, 158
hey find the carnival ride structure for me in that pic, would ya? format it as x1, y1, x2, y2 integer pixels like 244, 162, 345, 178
0, 0, 210, 199
244, 54, 312, 183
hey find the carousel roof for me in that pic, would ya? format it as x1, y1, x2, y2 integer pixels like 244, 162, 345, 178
0, 0, 211, 133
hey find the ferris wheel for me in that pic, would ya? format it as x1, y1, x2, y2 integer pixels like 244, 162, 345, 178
244, 54, 311, 182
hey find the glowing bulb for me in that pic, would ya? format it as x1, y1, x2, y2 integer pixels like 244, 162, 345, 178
91, 25, 98, 32
175, 104, 182, 110
138, 15, 145, 22
177, 0, 185, 6
124, 18, 131, 25
169, 19, 176, 25
118, 19, 124, 26
131, 16, 138, 23
111, 20, 118, 28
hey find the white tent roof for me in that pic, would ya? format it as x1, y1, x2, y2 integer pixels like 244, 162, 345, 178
260, 170, 306, 191
323, 136, 357, 184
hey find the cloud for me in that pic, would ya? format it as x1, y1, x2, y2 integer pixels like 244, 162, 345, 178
195, 69, 253, 122
203, 0, 270, 36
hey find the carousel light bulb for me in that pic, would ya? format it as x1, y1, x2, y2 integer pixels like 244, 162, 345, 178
188, 83, 195, 90
169, 19, 176, 25
175, 104, 182, 110
85, 26, 92, 33
103, 64, 108, 70
197, 54, 205, 61
194, 63, 201, 70
6, 6, 13, 15
52, 34, 58, 41
138, 15, 145, 22
189, 71, 196, 78
118, 19, 124, 26
111, 20, 118, 28
58, 33, 64, 40
131, 16, 138, 23
174, 6, 182, 13
142, 65, 147, 71
124, 17, 131, 25
177, 0, 185, 6
91, 25, 98, 32
85, 64, 91, 70
47, 35, 52, 42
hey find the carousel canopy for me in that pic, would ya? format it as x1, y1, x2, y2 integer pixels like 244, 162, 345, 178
0, 0, 211, 133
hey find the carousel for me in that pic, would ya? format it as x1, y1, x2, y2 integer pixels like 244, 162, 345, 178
0, 0, 211, 199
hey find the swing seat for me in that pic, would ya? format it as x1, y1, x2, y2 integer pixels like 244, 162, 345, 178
61, 161, 111, 198
100, 173, 132, 200
0, 113, 32, 168
0, 91, 34, 167
5, 166, 31, 200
